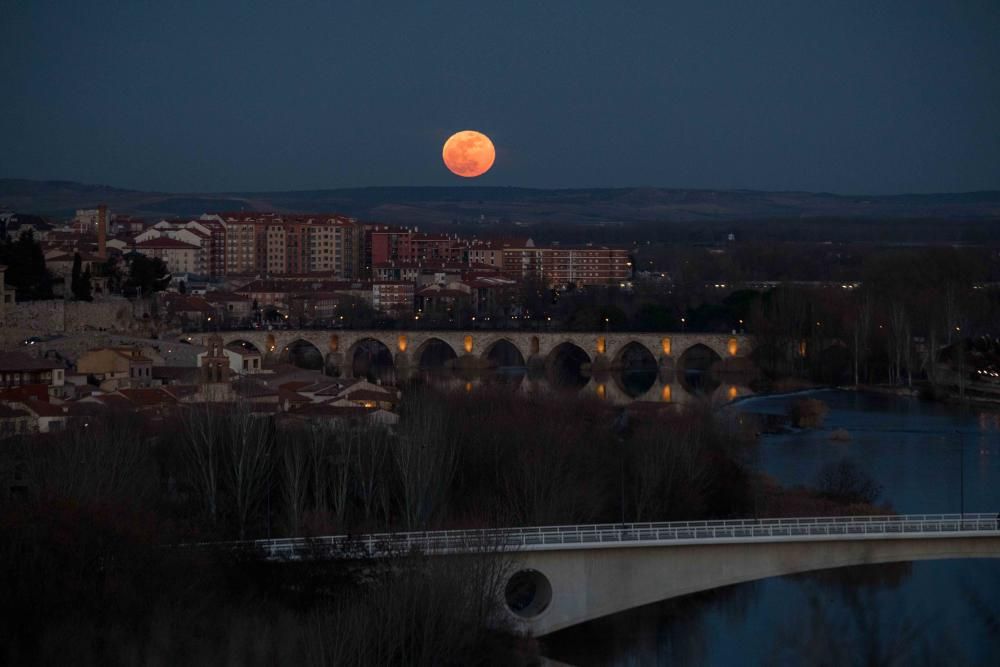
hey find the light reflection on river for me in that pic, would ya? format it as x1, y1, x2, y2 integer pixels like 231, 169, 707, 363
543, 390, 1000, 666
403, 366, 754, 406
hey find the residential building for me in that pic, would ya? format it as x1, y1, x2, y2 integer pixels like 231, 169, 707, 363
196, 345, 262, 375
76, 347, 153, 389
0, 403, 34, 440
133, 237, 201, 275
0, 352, 65, 392
498, 241, 630, 287
372, 281, 414, 316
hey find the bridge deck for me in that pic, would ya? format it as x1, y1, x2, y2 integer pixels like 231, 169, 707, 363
207, 513, 1000, 559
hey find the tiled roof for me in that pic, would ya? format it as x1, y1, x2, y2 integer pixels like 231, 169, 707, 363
0, 352, 63, 372
342, 388, 397, 403
118, 388, 179, 407
0, 403, 31, 418
22, 398, 66, 418
135, 237, 199, 250
0, 384, 50, 402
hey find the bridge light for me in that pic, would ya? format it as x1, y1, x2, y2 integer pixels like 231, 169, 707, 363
596, 336, 606, 355
464, 335, 474, 353
397, 335, 407, 352
661, 337, 671, 356
661, 384, 672, 402
728, 338, 739, 356
596, 383, 606, 400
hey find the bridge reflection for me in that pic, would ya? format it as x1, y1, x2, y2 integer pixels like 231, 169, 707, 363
416, 367, 754, 406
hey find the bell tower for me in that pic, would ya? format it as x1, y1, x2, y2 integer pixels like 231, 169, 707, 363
200, 333, 229, 385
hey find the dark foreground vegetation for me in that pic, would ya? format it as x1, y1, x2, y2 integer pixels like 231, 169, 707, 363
0, 387, 886, 664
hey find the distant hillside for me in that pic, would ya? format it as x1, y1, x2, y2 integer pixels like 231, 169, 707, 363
1, 178, 999, 225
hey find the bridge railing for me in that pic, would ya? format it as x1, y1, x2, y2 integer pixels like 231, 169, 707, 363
194, 513, 1000, 559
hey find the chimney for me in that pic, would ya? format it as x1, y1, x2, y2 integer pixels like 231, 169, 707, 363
97, 204, 108, 259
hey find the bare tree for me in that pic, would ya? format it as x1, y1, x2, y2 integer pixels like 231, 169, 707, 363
223, 403, 274, 539
394, 393, 458, 530
27, 411, 154, 505
180, 405, 225, 523
280, 436, 310, 536
351, 425, 392, 528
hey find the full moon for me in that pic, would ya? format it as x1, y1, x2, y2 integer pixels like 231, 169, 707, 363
442, 130, 495, 178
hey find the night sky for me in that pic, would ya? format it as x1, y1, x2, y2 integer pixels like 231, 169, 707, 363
1, 1, 998, 194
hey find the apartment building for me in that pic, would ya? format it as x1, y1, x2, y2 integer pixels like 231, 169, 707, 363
133, 237, 202, 275
499, 241, 630, 287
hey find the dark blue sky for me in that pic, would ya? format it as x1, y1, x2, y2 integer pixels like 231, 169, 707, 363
2, 1, 998, 194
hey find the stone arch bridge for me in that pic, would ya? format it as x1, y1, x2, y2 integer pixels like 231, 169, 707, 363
196, 329, 754, 378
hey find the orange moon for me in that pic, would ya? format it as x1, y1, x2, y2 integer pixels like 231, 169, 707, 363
442, 130, 495, 178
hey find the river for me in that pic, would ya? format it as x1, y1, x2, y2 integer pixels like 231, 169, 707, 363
542, 389, 1000, 666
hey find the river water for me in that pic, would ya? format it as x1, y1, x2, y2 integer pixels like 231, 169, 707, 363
542, 389, 1000, 666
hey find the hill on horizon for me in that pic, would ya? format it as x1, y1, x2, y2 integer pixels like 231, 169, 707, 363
1, 178, 999, 225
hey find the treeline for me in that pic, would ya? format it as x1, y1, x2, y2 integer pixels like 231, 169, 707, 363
750, 247, 1000, 386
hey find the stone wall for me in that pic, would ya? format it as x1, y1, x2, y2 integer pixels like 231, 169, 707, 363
0, 298, 157, 349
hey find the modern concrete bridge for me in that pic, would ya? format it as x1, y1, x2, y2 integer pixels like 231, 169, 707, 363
227, 513, 1000, 636
193, 329, 754, 378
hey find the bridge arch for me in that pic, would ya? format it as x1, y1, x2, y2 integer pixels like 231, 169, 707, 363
482, 338, 527, 368
415, 337, 459, 369
610, 342, 659, 398
676, 343, 723, 393
280, 338, 325, 370
610, 340, 659, 369
546, 341, 591, 389
347, 337, 395, 381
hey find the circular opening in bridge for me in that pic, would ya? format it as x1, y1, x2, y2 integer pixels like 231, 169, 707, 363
505, 569, 552, 619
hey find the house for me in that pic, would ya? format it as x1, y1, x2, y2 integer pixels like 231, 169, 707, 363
196, 346, 262, 375
204, 291, 253, 324
76, 347, 153, 390
334, 379, 399, 410
20, 398, 68, 433
0, 402, 35, 440
0, 352, 65, 394
162, 293, 217, 327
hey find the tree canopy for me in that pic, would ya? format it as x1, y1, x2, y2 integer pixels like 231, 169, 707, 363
123, 252, 171, 297
0, 230, 55, 300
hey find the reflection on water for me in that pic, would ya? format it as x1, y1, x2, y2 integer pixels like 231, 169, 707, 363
545, 560, 1000, 666
395, 365, 754, 406
545, 391, 1000, 665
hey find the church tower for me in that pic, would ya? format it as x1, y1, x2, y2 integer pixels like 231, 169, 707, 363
199, 333, 232, 400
